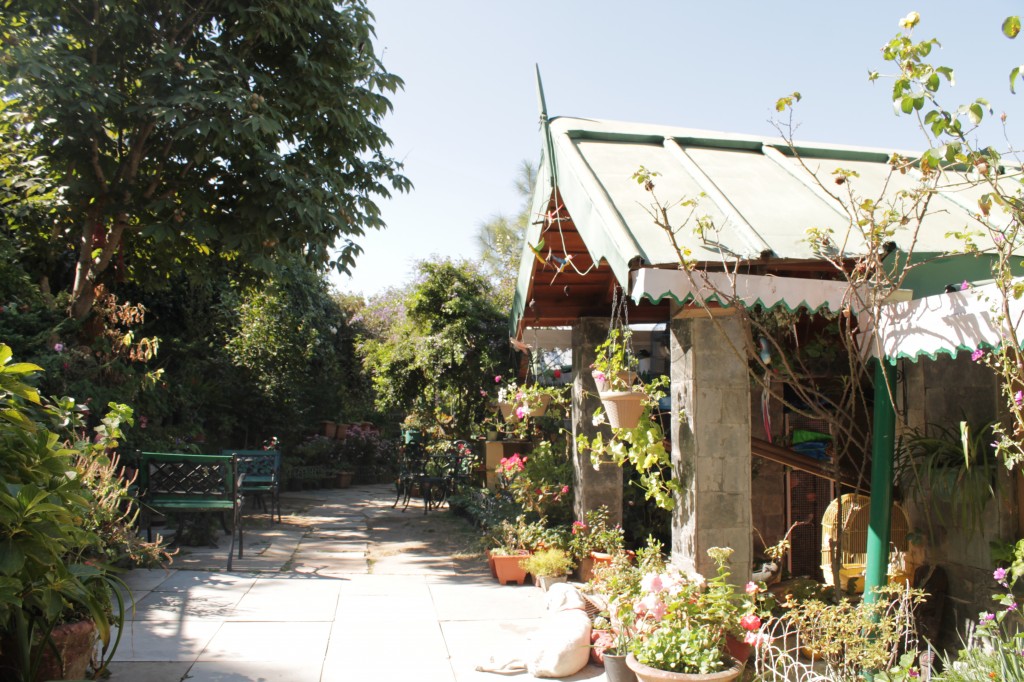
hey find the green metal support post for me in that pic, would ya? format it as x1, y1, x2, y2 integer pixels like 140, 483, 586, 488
863, 359, 897, 604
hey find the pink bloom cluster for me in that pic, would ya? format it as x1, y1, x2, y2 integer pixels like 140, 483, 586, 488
571, 521, 587, 535
497, 453, 527, 474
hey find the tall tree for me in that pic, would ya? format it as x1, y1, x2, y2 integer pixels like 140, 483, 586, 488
359, 259, 510, 437
0, 0, 410, 319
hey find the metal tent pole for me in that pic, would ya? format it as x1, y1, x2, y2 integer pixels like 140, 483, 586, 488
863, 360, 897, 603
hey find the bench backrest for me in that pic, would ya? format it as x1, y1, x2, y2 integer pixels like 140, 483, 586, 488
221, 449, 280, 478
138, 452, 236, 500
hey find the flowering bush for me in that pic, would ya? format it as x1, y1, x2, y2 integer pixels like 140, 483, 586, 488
629, 547, 771, 675
500, 440, 573, 524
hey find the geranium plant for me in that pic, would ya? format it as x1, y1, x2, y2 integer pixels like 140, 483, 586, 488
569, 505, 625, 560
629, 547, 771, 675
591, 328, 639, 393
578, 374, 678, 510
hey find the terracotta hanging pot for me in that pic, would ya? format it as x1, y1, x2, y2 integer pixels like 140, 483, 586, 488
498, 401, 517, 421
600, 391, 646, 429
526, 393, 553, 417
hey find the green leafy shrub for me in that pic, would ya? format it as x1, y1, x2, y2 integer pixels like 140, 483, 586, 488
0, 345, 167, 681
520, 548, 574, 577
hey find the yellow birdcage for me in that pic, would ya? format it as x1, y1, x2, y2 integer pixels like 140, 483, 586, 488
820, 493, 913, 593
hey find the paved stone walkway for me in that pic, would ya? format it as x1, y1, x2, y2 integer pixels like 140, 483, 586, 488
108, 484, 604, 681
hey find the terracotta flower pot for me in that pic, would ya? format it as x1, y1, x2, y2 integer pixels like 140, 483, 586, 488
491, 551, 530, 585
35, 619, 98, 681
322, 421, 337, 439
626, 653, 744, 682
724, 634, 752, 665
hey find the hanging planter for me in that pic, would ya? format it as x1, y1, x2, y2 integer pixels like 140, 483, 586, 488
498, 401, 517, 421
593, 370, 638, 393
526, 392, 553, 417
600, 391, 646, 429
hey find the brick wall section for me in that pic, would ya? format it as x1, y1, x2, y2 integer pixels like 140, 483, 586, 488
669, 311, 752, 584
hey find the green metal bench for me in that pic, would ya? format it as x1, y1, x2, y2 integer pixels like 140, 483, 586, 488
137, 451, 244, 570
222, 449, 281, 522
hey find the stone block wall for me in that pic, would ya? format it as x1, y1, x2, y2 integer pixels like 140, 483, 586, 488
670, 311, 752, 584
899, 355, 1018, 647
571, 317, 623, 524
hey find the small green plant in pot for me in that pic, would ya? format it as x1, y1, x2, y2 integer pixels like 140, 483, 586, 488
521, 549, 575, 591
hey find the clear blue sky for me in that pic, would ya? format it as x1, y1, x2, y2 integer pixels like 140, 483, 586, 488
333, 1, 1024, 297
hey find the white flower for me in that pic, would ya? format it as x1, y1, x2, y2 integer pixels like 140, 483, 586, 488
899, 11, 920, 29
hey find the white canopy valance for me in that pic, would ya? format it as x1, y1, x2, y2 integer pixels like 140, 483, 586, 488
866, 281, 1024, 361
631, 269, 863, 314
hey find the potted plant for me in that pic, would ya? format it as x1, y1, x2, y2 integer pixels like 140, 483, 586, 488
484, 518, 534, 585
496, 378, 559, 421
521, 549, 575, 591
570, 506, 626, 582
625, 547, 769, 681
589, 542, 669, 682
591, 328, 640, 393
577, 374, 678, 511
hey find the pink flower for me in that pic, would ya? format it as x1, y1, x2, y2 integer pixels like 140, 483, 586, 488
494, 375, 502, 383
1015, 392, 1024, 408
561, 484, 569, 494
641, 572, 665, 594
971, 349, 985, 361
572, 521, 586, 535
593, 371, 606, 382
515, 405, 527, 419
636, 594, 666, 620
744, 631, 771, 648
480, 390, 487, 397
740, 614, 762, 631
995, 567, 1008, 582
961, 280, 970, 291
745, 581, 759, 595
53, 343, 64, 353
981, 611, 996, 621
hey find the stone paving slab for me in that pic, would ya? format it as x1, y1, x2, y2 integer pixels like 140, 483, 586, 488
103, 484, 596, 682
198, 621, 331, 662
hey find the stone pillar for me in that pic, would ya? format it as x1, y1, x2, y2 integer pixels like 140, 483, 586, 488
670, 309, 752, 585
571, 317, 623, 524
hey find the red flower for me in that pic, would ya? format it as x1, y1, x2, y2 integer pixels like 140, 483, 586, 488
739, 614, 761, 632
553, 369, 562, 379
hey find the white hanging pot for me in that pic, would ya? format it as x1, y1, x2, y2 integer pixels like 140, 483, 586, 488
599, 391, 646, 429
